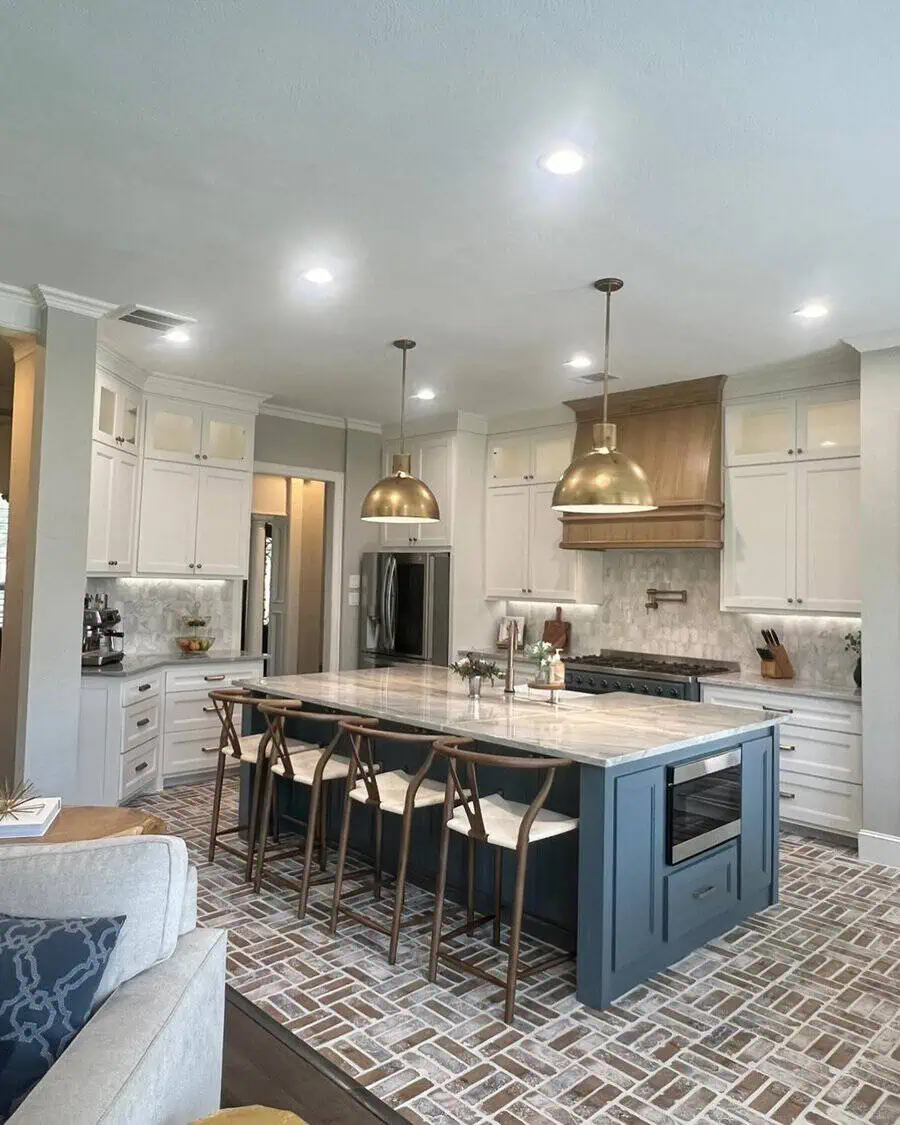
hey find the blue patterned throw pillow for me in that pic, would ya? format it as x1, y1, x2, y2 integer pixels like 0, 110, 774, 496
0, 913, 124, 1121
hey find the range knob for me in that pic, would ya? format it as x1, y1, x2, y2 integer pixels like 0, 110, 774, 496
640, 685, 650, 694
667, 688, 678, 698
626, 681, 636, 692
599, 678, 608, 689
655, 686, 664, 696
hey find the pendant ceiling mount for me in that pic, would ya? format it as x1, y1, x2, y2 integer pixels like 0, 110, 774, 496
361, 339, 441, 525
552, 278, 657, 514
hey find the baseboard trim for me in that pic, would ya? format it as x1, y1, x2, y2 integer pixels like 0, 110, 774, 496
857, 829, 900, 868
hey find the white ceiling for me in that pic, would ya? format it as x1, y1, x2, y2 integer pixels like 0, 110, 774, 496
1, 2, 896, 423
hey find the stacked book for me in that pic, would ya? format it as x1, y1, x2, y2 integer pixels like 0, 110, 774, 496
0, 796, 61, 838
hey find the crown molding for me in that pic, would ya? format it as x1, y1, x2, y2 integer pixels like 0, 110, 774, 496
347, 417, 382, 434
144, 370, 270, 414
32, 285, 117, 319
842, 330, 900, 355
259, 403, 382, 434
0, 283, 40, 334
95, 344, 150, 389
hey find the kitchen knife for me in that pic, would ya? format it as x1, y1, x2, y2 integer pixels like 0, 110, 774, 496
769, 629, 781, 647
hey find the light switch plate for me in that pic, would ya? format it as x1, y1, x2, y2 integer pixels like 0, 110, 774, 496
348, 591, 360, 606
348, 574, 360, 590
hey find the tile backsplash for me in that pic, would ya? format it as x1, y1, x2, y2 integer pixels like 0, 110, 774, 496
506, 550, 858, 686
85, 578, 241, 655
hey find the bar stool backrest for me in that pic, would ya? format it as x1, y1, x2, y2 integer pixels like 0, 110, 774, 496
257, 702, 378, 779
208, 689, 267, 760
432, 737, 573, 849
338, 720, 439, 810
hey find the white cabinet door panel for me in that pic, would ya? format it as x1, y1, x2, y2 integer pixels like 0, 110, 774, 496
488, 435, 531, 486
195, 468, 251, 576
485, 487, 530, 598
778, 770, 861, 836
137, 460, 200, 575
725, 400, 797, 466
528, 484, 577, 600
531, 431, 574, 484
779, 723, 861, 785
108, 450, 137, 573
797, 386, 860, 460
416, 436, 453, 545
86, 444, 115, 572
722, 464, 795, 610
144, 398, 204, 464
796, 458, 859, 613
201, 407, 254, 469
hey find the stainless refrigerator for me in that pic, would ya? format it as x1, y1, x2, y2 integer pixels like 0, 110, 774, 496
358, 552, 451, 668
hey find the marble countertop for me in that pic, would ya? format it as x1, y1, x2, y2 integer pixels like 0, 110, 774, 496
241, 665, 778, 768
82, 651, 265, 678
698, 670, 861, 704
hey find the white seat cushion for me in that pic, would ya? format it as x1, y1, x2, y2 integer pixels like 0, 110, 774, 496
447, 793, 578, 851
271, 749, 352, 784
349, 769, 447, 816
221, 734, 312, 764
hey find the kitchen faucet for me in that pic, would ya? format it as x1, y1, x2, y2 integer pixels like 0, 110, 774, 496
504, 621, 518, 694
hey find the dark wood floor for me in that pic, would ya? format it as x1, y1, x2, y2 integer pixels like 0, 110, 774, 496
222, 986, 406, 1125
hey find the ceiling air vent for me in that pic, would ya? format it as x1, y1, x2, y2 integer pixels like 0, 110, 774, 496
572, 371, 620, 386
109, 304, 196, 333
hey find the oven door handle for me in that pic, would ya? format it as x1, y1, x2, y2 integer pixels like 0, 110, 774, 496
669, 747, 742, 786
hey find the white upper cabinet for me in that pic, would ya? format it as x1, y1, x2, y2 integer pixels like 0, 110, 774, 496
724, 399, 797, 466
487, 426, 574, 486
725, 384, 859, 466
796, 458, 860, 613
200, 407, 254, 469
137, 461, 201, 575
485, 487, 530, 597
528, 483, 577, 600
722, 464, 796, 610
144, 399, 204, 463
87, 444, 137, 575
93, 372, 142, 455
379, 435, 454, 547
796, 387, 860, 460
195, 468, 252, 576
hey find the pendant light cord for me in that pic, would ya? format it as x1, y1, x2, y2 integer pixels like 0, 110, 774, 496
399, 345, 407, 455
603, 287, 611, 425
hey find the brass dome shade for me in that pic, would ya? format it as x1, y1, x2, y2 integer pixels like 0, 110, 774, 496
361, 452, 440, 523
552, 278, 657, 514
360, 340, 440, 524
551, 422, 656, 512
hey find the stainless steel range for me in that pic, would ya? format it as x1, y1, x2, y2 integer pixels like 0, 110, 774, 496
564, 650, 738, 701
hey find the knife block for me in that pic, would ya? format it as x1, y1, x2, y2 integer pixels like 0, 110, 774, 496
760, 643, 795, 680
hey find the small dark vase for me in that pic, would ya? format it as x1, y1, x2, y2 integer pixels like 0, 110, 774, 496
853, 657, 861, 688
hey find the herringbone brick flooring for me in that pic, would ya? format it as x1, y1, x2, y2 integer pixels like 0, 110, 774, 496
136, 779, 900, 1124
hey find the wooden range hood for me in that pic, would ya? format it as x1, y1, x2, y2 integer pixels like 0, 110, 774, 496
560, 375, 725, 550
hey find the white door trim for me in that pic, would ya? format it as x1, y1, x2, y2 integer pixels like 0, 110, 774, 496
253, 461, 344, 672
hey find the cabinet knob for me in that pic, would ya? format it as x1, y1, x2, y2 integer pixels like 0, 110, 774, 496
787, 597, 794, 604
188, 562, 195, 569
787, 448, 794, 455
796, 447, 804, 454
201, 453, 208, 460
194, 453, 201, 460
796, 597, 803, 604
196, 562, 203, 570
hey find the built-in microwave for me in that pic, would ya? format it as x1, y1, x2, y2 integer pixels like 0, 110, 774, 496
666, 748, 742, 865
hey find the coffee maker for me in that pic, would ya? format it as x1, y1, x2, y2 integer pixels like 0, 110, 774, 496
82, 593, 125, 667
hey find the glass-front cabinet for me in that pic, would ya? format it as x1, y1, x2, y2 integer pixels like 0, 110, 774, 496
725, 384, 860, 466
487, 425, 574, 486
144, 399, 254, 468
797, 387, 860, 460
724, 399, 797, 466
93, 372, 142, 455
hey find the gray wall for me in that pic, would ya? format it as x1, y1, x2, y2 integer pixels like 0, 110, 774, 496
254, 414, 346, 474
859, 346, 900, 841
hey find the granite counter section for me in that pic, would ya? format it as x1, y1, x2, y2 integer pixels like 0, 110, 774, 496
242, 665, 777, 768
82, 651, 265, 677
698, 670, 861, 703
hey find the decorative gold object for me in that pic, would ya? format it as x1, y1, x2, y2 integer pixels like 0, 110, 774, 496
0, 778, 36, 821
552, 279, 656, 514
361, 339, 440, 524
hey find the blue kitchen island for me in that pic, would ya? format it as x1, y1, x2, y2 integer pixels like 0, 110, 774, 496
241, 666, 779, 1009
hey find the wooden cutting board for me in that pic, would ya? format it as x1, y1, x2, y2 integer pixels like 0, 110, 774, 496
541, 607, 570, 652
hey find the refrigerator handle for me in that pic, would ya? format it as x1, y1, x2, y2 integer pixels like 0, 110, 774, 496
386, 555, 398, 652
423, 554, 435, 660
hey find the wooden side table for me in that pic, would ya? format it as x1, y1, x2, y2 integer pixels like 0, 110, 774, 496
0, 806, 167, 845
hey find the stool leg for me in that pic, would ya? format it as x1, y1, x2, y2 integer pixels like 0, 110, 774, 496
373, 806, 383, 901
388, 805, 415, 965
319, 789, 327, 871
492, 846, 503, 946
253, 760, 277, 894
244, 754, 266, 882
428, 819, 452, 984
208, 752, 226, 863
329, 781, 354, 935
466, 837, 476, 934
271, 784, 280, 844
504, 844, 530, 1024
298, 778, 322, 919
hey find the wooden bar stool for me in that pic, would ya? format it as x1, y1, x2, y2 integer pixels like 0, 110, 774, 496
330, 721, 451, 965
428, 737, 578, 1024
206, 690, 314, 881
254, 703, 378, 915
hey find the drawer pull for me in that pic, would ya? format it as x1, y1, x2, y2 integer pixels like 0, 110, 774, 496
780, 790, 797, 800
134, 761, 149, 774
136, 717, 151, 728
204, 674, 226, 682
202, 705, 217, 713
764, 704, 793, 714
201, 745, 220, 754
138, 683, 152, 692
780, 744, 796, 752
692, 885, 717, 900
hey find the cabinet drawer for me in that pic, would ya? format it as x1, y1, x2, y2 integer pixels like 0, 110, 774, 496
701, 684, 861, 735
119, 739, 159, 803
664, 844, 738, 944
123, 672, 162, 707
164, 689, 242, 735
778, 770, 861, 836
123, 699, 160, 753
779, 724, 861, 784
163, 730, 236, 777
165, 663, 260, 695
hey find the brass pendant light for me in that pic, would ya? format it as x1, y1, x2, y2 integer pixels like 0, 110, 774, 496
361, 339, 441, 524
552, 279, 657, 514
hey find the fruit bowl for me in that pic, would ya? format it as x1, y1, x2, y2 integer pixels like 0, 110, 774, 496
176, 634, 215, 655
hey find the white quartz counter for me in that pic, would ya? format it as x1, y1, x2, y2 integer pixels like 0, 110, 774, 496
241, 665, 778, 768
698, 671, 861, 704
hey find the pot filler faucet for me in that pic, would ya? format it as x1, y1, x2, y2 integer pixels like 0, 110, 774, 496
504, 620, 518, 695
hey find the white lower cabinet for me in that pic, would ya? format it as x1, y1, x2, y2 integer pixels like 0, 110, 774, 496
700, 682, 862, 836
485, 483, 579, 601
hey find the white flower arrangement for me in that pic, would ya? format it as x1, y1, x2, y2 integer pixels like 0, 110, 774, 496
525, 640, 554, 670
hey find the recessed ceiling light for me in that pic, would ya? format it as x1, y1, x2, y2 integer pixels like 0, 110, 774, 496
564, 353, 593, 370
163, 327, 190, 344
794, 301, 828, 320
539, 147, 586, 176
303, 267, 334, 285
411, 388, 436, 401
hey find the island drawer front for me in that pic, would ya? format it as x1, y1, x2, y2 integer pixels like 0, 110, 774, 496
778, 770, 861, 836
123, 699, 161, 753
779, 724, 861, 784
119, 738, 159, 803
163, 730, 238, 776
701, 685, 861, 735
664, 844, 738, 945
165, 663, 260, 695
123, 673, 162, 707
165, 689, 242, 735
